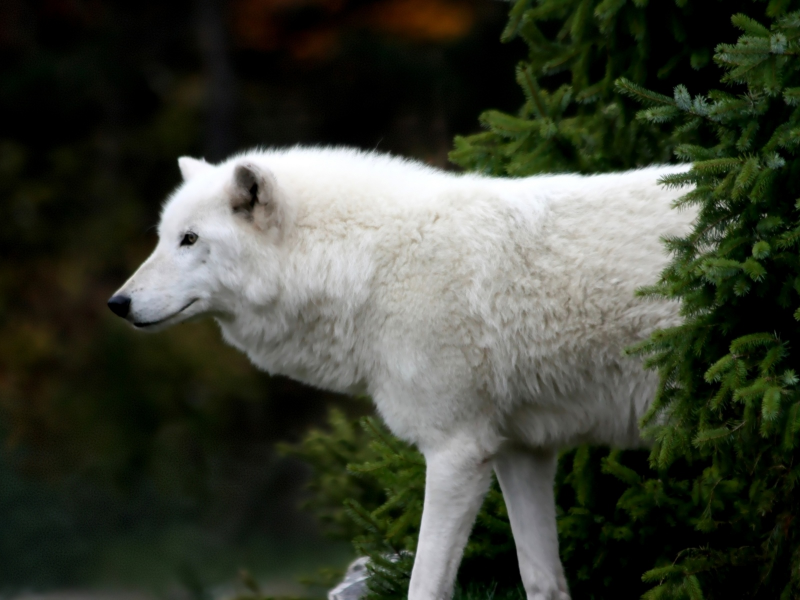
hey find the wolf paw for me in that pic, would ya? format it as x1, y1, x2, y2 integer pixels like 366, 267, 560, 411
527, 590, 570, 600
528, 591, 570, 600
522, 565, 571, 600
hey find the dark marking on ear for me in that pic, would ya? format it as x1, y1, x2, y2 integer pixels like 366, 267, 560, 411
230, 162, 282, 229
249, 183, 258, 209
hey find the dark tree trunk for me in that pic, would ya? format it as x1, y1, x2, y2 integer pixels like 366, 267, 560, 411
196, 0, 237, 162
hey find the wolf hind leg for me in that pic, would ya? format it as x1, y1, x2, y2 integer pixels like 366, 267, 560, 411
494, 445, 569, 600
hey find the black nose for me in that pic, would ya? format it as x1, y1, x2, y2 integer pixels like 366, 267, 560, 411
107, 295, 131, 318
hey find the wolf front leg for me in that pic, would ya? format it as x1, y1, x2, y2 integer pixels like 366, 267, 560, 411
494, 446, 569, 600
407, 439, 494, 600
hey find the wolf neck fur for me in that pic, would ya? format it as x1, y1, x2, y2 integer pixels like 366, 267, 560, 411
217, 234, 375, 395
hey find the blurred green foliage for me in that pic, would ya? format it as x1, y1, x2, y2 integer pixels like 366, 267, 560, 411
0, 454, 90, 589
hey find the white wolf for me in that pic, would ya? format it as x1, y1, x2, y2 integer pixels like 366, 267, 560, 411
108, 147, 693, 600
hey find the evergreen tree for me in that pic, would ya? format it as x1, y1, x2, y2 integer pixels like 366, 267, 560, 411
618, 7, 800, 597
449, 0, 744, 176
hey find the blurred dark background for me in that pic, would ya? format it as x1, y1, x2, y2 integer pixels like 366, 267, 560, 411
0, 0, 522, 597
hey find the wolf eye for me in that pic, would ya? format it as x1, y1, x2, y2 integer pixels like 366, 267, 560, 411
180, 232, 198, 246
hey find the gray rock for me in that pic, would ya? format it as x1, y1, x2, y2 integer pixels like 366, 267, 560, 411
328, 557, 370, 600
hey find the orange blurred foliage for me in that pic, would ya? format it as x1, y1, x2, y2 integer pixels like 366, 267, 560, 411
232, 0, 476, 59
362, 0, 475, 42
232, 0, 347, 52
288, 27, 340, 61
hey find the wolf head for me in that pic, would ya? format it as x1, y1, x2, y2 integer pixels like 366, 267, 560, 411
108, 155, 292, 331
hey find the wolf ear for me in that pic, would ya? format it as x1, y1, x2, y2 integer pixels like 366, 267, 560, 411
231, 161, 289, 232
178, 156, 211, 181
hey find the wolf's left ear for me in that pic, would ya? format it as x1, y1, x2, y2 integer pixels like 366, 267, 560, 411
230, 161, 290, 233
178, 156, 212, 181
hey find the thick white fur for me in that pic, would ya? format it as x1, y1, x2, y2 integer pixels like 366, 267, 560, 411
113, 147, 694, 600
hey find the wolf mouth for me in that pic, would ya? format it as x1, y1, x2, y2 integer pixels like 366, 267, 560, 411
133, 299, 198, 328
